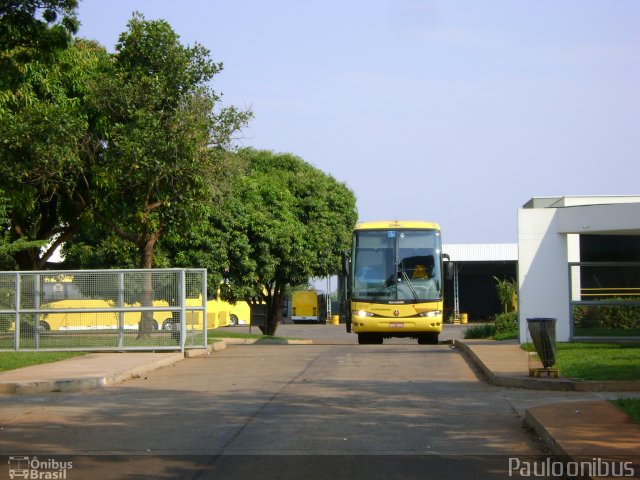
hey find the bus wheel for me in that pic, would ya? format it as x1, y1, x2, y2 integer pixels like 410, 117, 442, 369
229, 314, 238, 326
162, 319, 178, 331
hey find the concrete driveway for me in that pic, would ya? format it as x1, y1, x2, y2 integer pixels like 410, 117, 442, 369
0, 325, 621, 479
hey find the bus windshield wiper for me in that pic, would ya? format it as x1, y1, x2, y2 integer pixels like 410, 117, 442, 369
373, 275, 394, 300
399, 270, 420, 301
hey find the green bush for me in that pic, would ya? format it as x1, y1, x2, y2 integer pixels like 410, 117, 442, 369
573, 301, 640, 331
464, 324, 496, 339
495, 311, 518, 334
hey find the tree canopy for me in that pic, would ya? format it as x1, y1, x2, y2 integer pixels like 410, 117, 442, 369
0, 1, 106, 270
0, 0, 78, 52
212, 149, 357, 335
88, 13, 251, 270
1, 4, 359, 339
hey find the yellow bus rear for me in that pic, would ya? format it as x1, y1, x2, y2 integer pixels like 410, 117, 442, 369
291, 290, 319, 323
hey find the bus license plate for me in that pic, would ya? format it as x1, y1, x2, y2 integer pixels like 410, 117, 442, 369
389, 322, 404, 328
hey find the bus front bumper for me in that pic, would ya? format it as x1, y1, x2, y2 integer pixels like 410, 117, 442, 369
351, 316, 443, 334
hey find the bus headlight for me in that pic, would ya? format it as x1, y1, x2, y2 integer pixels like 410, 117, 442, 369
418, 310, 441, 318
353, 310, 374, 318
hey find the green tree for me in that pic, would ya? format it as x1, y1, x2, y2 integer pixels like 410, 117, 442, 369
493, 276, 517, 313
87, 14, 250, 336
0, 0, 78, 52
0, 0, 91, 270
157, 151, 249, 295
90, 13, 250, 271
0, 189, 46, 267
62, 151, 248, 295
0, 37, 108, 270
214, 149, 357, 336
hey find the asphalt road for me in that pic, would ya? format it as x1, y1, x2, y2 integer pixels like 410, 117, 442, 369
1, 325, 606, 479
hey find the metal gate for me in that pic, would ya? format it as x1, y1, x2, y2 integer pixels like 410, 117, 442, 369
0, 269, 207, 352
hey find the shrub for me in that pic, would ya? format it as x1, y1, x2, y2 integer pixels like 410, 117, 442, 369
464, 324, 496, 339
495, 311, 518, 334
573, 301, 640, 331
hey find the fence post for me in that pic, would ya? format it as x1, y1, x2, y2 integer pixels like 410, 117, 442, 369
180, 269, 186, 353
117, 272, 125, 348
14, 272, 19, 351
34, 273, 40, 350
201, 270, 207, 348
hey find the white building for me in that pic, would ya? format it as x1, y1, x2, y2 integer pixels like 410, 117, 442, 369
517, 196, 640, 342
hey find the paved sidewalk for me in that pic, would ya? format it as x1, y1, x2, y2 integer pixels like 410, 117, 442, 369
455, 339, 640, 470
1, 337, 639, 472
0, 351, 185, 394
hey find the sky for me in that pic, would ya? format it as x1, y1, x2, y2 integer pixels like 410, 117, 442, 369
75, 0, 639, 244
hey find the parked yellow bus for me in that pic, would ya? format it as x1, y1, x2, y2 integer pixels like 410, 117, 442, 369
36, 297, 251, 332
291, 290, 319, 323
340, 221, 452, 344
181, 296, 251, 330
38, 299, 185, 331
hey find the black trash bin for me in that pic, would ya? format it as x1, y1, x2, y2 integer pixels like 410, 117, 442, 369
526, 318, 557, 368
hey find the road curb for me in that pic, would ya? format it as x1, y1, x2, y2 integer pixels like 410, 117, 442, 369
211, 337, 313, 345
524, 407, 567, 457
454, 339, 640, 392
183, 339, 228, 358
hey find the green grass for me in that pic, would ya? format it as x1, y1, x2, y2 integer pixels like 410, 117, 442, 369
494, 331, 518, 341
612, 399, 640, 423
524, 342, 640, 381
0, 351, 86, 372
208, 330, 268, 339
0, 328, 294, 354
1, 331, 186, 349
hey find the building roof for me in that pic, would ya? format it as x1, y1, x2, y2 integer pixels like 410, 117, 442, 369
443, 243, 518, 262
523, 195, 640, 209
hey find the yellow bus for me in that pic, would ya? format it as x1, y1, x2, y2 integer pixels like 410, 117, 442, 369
291, 290, 319, 323
38, 297, 250, 332
340, 220, 452, 344
40, 299, 181, 331
183, 296, 251, 329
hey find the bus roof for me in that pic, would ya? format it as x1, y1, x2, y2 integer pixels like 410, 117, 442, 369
355, 220, 441, 231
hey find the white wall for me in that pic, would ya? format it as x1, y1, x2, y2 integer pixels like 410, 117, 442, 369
517, 208, 571, 342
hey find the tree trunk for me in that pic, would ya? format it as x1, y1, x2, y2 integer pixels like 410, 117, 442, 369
137, 235, 158, 339
263, 290, 284, 336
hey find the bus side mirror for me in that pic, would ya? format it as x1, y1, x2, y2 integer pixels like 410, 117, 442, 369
341, 251, 350, 276
443, 254, 454, 280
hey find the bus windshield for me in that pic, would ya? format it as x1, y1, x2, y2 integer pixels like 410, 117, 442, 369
351, 229, 442, 303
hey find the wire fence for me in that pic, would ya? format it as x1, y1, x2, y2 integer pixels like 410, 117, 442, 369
0, 269, 207, 352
